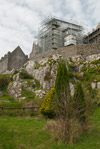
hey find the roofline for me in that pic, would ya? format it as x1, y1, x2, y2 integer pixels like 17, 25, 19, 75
85, 27, 100, 38
43, 17, 83, 29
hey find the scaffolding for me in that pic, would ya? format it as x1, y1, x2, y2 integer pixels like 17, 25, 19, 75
84, 23, 100, 44
34, 17, 84, 55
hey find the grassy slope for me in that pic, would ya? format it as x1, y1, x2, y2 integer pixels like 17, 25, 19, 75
0, 74, 21, 108
0, 74, 10, 79
0, 108, 100, 149
0, 89, 22, 108
0, 75, 39, 108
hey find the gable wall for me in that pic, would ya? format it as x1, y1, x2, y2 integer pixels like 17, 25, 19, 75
8, 49, 28, 70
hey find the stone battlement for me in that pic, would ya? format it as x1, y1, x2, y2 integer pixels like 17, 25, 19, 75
0, 52, 11, 63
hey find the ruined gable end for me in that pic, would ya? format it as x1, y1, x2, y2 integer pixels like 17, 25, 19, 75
0, 46, 28, 74
11, 46, 27, 57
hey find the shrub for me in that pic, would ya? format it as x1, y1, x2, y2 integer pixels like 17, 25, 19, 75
39, 88, 55, 118
0, 76, 9, 89
19, 69, 33, 79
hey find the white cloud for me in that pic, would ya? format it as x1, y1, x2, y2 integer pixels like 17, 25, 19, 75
0, 0, 100, 58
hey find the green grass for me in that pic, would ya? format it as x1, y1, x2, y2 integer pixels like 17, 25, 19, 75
0, 74, 10, 79
0, 89, 22, 108
21, 89, 35, 99
0, 89, 36, 116
0, 82, 41, 110
0, 108, 100, 149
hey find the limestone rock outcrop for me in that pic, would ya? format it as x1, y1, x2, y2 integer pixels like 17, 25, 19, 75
25, 54, 62, 90
86, 54, 100, 63
8, 81, 22, 100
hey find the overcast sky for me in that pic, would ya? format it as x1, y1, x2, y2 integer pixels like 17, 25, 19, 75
0, 0, 100, 58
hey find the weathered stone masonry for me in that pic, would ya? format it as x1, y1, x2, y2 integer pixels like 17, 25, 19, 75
0, 46, 28, 74
30, 44, 100, 62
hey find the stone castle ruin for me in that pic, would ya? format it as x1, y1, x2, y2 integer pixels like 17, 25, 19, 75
1, 17, 100, 74
0, 46, 28, 74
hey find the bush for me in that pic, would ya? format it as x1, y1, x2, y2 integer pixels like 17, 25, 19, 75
0, 76, 9, 89
19, 69, 33, 79
39, 88, 55, 118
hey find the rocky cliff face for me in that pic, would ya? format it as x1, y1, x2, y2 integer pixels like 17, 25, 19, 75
7, 53, 100, 102
25, 54, 85, 90
25, 54, 62, 90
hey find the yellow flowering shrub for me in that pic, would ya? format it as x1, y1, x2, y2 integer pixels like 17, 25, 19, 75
39, 88, 55, 118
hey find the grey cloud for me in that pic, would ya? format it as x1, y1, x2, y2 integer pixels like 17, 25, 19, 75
0, 0, 100, 58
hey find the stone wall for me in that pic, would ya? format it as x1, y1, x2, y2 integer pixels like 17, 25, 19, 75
0, 57, 8, 73
76, 44, 100, 58
30, 45, 77, 61
0, 46, 28, 74
30, 44, 100, 62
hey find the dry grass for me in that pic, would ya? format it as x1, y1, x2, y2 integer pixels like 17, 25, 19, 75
46, 118, 82, 145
